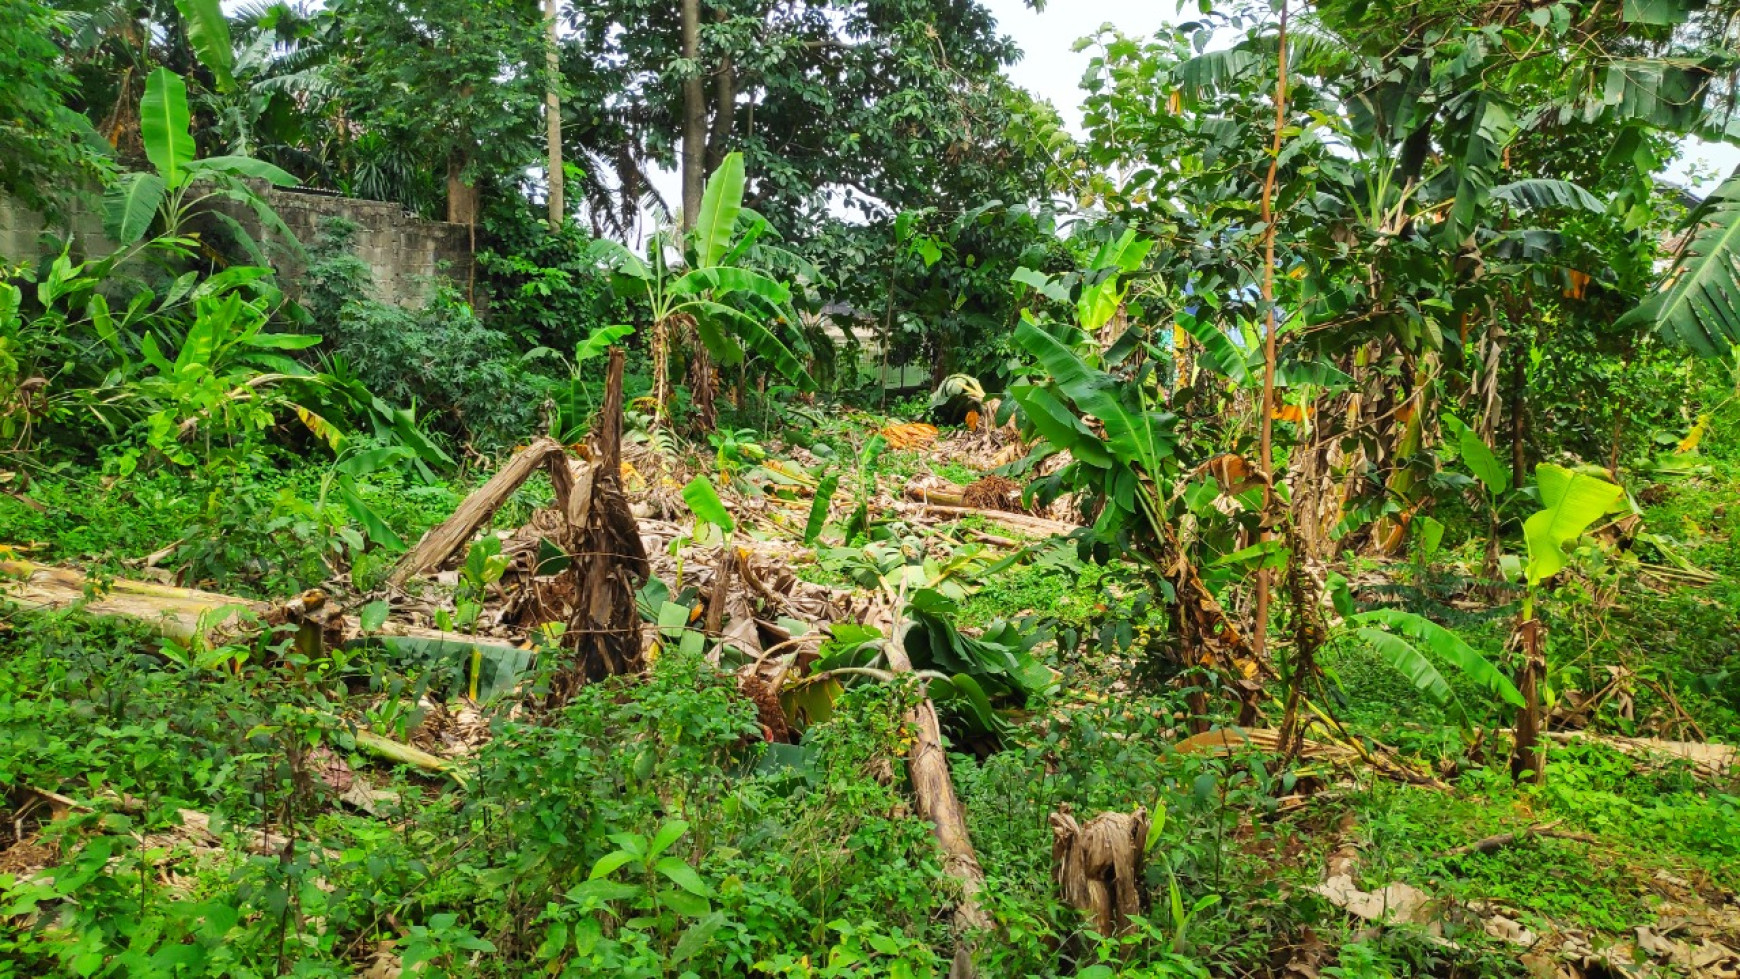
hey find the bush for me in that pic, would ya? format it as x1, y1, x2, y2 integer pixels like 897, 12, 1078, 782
303, 217, 541, 451
475, 200, 633, 352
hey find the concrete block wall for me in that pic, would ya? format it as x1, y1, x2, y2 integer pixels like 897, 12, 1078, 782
1, 186, 472, 310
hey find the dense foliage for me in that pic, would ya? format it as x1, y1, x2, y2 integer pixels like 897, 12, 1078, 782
3, 0, 1740, 975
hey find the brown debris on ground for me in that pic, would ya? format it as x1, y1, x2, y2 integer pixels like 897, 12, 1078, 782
961, 474, 1025, 512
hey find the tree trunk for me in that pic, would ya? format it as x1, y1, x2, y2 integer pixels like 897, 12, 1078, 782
544, 0, 563, 231
652, 315, 672, 423
1050, 808, 1149, 938
446, 155, 477, 227
680, 0, 705, 231
1251, 0, 1291, 665
704, 11, 735, 171
1509, 618, 1546, 784
1509, 340, 1528, 486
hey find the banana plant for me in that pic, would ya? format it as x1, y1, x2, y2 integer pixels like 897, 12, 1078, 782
1327, 575, 1524, 731
1618, 164, 1740, 357
590, 152, 814, 425
103, 67, 299, 250
1509, 463, 1625, 781
1006, 247, 1180, 548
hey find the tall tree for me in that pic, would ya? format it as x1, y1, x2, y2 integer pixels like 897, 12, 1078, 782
568, 0, 1027, 234
331, 0, 543, 223
545, 0, 564, 229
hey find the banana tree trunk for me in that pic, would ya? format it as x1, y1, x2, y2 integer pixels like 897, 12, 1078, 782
1509, 618, 1546, 783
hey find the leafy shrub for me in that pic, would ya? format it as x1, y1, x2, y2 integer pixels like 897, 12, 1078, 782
475, 200, 632, 352
303, 217, 540, 450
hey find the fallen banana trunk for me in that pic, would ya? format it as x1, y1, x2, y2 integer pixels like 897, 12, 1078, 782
906, 484, 968, 507
388, 436, 569, 587
882, 614, 989, 979
1, 559, 528, 661
3, 559, 258, 643
1544, 730, 1737, 780
350, 727, 467, 787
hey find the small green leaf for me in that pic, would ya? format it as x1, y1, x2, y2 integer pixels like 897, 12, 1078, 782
588, 850, 637, 881
358, 601, 390, 633
654, 856, 711, 897
670, 912, 726, 965
804, 473, 839, 545
658, 888, 712, 918
682, 476, 735, 533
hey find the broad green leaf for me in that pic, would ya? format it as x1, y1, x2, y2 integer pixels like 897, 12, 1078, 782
337, 446, 414, 477
690, 307, 747, 365
1523, 464, 1623, 584
173, 0, 235, 90
243, 331, 321, 350
687, 299, 815, 390
141, 68, 195, 187
1011, 266, 1070, 303
185, 155, 297, 186
670, 266, 792, 304
1444, 414, 1509, 495
1014, 317, 1174, 472
805, 473, 840, 545
1176, 313, 1248, 384
1414, 515, 1445, 560
1077, 275, 1129, 332
654, 856, 711, 897
336, 478, 407, 553
670, 912, 726, 965
103, 173, 167, 245
1352, 608, 1524, 708
1618, 165, 1740, 357
1007, 383, 1113, 467
1490, 179, 1606, 213
682, 476, 735, 533
1355, 627, 1465, 725
1089, 228, 1153, 274
576, 324, 634, 363
588, 238, 651, 280
694, 151, 746, 268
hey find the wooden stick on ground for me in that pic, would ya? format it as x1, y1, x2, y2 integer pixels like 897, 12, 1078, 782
911, 501, 1080, 538
388, 437, 568, 587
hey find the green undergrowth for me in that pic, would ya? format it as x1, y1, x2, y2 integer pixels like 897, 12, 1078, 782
0, 460, 553, 599
1332, 744, 1739, 940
